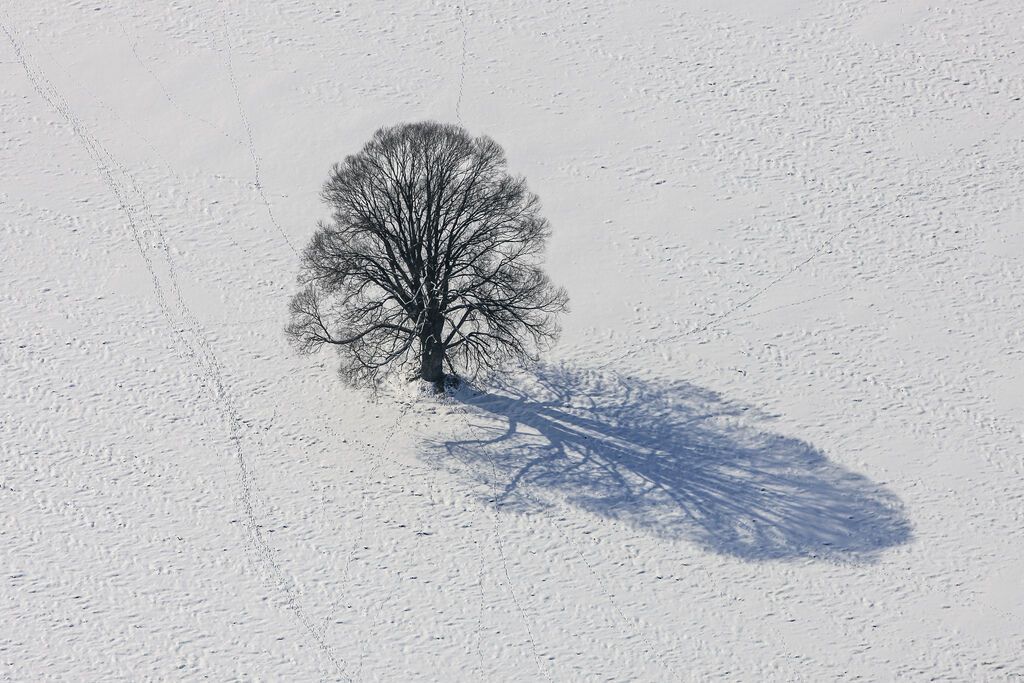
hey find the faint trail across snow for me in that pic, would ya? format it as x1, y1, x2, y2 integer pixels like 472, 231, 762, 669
325, 395, 420, 642
594, 198, 901, 373
0, 17, 348, 680
455, 2, 468, 124
483, 445, 551, 681
116, 17, 245, 147
218, 3, 297, 255
694, 218, 886, 335
446, 8, 558, 673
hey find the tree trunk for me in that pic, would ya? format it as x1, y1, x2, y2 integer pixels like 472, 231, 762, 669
418, 314, 446, 393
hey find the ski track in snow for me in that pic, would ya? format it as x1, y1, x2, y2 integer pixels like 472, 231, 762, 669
1, 15, 348, 680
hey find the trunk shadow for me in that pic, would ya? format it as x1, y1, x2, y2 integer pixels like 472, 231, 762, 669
428, 364, 912, 562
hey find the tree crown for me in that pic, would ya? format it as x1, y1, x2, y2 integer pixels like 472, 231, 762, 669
287, 121, 567, 388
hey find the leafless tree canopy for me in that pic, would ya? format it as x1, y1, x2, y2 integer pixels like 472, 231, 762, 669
286, 121, 568, 391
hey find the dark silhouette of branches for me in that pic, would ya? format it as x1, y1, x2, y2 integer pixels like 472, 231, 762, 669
287, 122, 567, 391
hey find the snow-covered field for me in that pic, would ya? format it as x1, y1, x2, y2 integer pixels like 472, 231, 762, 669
2, 0, 1022, 679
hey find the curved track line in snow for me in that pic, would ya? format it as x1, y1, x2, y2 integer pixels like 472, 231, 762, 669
693, 201, 901, 336
472, 535, 489, 677
320, 397, 420, 642
593, 198, 902, 375
718, 243, 969, 327
483, 445, 551, 681
455, 2, 468, 125
218, 2, 297, 256
116, 17, 246, 147
0, 18, 348, 680
449, 10, 557, 670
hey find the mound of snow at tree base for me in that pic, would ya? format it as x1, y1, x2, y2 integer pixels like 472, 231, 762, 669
2, 0, 1022, 680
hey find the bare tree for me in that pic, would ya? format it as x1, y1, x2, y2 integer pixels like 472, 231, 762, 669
287, 121, 568, 392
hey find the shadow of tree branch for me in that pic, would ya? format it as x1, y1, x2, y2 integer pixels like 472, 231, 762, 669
428, 364, 912, 562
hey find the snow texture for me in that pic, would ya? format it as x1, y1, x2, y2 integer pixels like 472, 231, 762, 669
1, 0, 1022, 680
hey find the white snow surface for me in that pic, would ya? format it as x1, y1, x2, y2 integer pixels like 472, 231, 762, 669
2, 0, 1023, 680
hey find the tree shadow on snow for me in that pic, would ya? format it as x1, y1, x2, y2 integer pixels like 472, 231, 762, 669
430, 364, 912, 562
